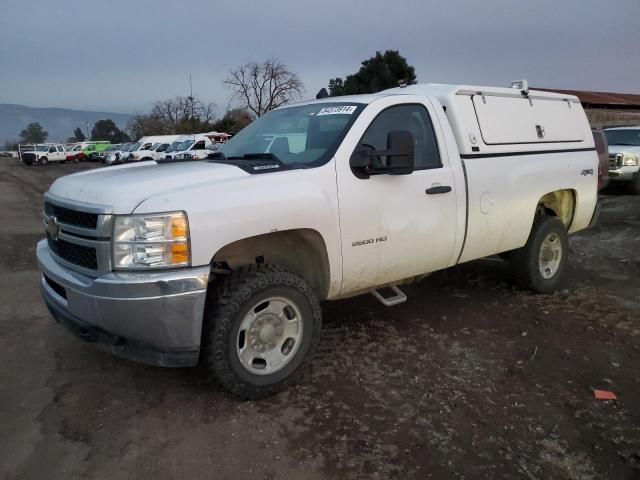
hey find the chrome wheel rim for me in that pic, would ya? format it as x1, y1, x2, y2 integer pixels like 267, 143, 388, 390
539, 232, 563, 279
236, 296, 303, 375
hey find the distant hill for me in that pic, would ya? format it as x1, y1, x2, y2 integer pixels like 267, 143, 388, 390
0, 104, 133, 145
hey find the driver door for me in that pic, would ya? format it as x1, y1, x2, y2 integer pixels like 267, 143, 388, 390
335, 96, 459, 293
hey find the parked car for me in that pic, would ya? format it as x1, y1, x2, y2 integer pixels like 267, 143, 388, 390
104, 143, 134, 165
592, 129, 610, 191
91, 143, 121, 162
38, 81, 598, 399
21, 144, 66, 165
604, 126, 640, 194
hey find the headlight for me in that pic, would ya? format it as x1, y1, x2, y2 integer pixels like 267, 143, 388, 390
622, 154, 639, 166
112, 212, 190, 269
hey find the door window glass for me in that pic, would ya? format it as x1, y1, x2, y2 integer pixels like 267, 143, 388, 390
358, 104, 441, 169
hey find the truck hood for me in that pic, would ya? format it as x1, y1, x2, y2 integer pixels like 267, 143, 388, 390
608, 145, 640, 156
47, 161, 249, 213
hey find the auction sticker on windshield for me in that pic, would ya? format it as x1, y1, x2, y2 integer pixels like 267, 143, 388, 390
317, 105, 357, 116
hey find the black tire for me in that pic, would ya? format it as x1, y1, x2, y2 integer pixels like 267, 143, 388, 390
203, 264, 321, 399
509, 215, 568, 293
40, 157, 48, 165
630, 173, 640, 195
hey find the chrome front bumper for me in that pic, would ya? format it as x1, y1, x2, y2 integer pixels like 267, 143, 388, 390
37, 239, 210, 367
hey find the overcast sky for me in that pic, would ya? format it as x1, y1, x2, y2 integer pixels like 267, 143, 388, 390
1, 0, 638, 115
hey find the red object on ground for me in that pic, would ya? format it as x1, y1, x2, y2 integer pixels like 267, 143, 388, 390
594, 390, 617, 400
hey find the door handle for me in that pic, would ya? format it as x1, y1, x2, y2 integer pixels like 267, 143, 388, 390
425, 185, 452, 194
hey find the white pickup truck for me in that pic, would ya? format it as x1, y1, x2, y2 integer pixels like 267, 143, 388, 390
38, 81, 598, 398
604, 126, 640, 194
21, 144, 67, 165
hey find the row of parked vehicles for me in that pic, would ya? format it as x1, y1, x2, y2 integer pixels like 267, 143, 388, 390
16, 124, 640, 194
18, 132, 231, 166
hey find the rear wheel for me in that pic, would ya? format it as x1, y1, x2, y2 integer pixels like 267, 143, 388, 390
509, 215, 568, 293
203, 264, 321, 399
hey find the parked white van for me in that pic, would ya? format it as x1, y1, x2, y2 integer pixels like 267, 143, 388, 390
165, 134, 214, 160
127, 135, 182, 162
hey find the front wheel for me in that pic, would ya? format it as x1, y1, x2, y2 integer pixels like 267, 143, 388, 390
203, 264, 322, 399
40, 157, 48, 165
509, 215, 568, 293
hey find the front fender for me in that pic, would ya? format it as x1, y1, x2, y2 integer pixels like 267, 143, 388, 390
134, 161, 343, 297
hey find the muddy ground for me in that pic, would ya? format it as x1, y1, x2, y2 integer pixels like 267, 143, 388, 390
0, 159, 639, 480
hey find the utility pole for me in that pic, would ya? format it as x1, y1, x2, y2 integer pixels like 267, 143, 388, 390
85, 121, 90, 140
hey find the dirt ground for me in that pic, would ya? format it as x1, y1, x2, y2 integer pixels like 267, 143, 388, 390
0, 159, 639, 480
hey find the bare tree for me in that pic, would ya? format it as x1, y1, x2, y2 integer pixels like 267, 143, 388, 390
224, 59, 304, 117
149, 96, 216, 133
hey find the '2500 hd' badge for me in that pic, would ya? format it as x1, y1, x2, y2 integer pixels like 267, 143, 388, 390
352, 236, 387, 247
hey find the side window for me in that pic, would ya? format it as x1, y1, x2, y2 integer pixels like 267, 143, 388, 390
87, 145, 94, 151
49, 147, 56, 153
193, 141, 206, 150
358, 104, 441, 170
57, 146, 64, 152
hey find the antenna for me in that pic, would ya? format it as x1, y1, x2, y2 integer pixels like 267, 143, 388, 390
189, 74, 195, 142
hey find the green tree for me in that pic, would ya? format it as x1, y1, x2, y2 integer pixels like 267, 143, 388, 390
90, 119, 130, 143
19, 122, 48, 143
328, 50, 417, 96
73, 127, 86, 142
211, 108, 254, 135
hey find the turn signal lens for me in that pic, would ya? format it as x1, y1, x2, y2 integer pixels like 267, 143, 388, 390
171, 243, 189, 264
171, 216, 188, 239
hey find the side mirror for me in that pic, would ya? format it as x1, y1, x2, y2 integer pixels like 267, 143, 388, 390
386, 130, 414, 175
349, 147, 373, 179
349, 130, 415, 179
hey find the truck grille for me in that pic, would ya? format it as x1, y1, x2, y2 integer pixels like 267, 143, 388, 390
44, 202, 98, 229
609, 153, 622, 170
47, 233, 98, 270
43, 197, 112, 276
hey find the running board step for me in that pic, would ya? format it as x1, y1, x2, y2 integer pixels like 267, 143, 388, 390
371, 285, 407, 307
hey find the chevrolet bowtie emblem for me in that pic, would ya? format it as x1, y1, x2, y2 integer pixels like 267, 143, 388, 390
46, 216, 60, 241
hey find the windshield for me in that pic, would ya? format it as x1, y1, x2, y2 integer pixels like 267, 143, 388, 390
154, 143, 170, 152
604, 129, 640, 146
217, 102, 365, 166
126, 142, 141, 152
35, 145, 49, 152
178, 140, 194, 151
165, 140, 187, 153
